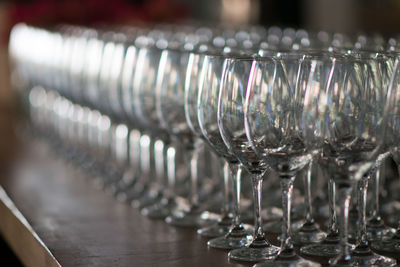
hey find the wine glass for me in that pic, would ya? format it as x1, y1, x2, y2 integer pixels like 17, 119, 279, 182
371, 56, 400, 259
343, 52, 397, 267
124, 32, 168, 208
302, 53, 395, 266
185, 45, 235, 236
216, 55, 281, 262
240, 56, 319, 267
299, 54, 350, 261
362, 52, 397, 241
155, 35, 214, 227
196, 50, 253, 248
277, 52, 327, 246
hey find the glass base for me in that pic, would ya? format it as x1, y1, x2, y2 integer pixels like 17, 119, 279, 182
254, 255, 321, 267
351, 250, 396, 267
292, 222, 326, 245
198, 221, 254, 238
371, 238, 400, 254
198, 224, 231, 238
329, 250, 396, 267
228, 245, 279, 262
366, 218, 395, 241
207, 232, 252, 249
300, 232, 354, 259
300, 243, 341, 258
110, 169, 138, 195
131, 189, 161, 209
165, 208, 215, 228
141, 197, 178, 220
116, 183, 147, 202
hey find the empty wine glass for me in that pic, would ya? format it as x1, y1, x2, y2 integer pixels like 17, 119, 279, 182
299, 54, 347, 260
197, 51, 253, 248
302, 53, 395, 266
156, 34, 215, 228
371, 56, 400, 258
278, 52, 326, 246
344, 52, 396, 267
242, 56, 320, 267
217, 55, 281, 262
185, 45, 234, 237
126, 32, 168, 208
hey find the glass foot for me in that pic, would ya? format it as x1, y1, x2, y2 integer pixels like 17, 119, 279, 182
254, 255, 321, 267
131, 189, 161, 209
197, 213, 233, 237
351, 249, 396, 267
292, 221, 326, 245
300, 243, 341, 258
198, 221, 254, 238
228, 245, 279, 262
198, 224, 231, 238
141, 197, 178, 220
371, 238, 400, 254
165, 208, 215, 228
207, 233, 252, 249
110, 169, 138, 195
116, 183, 147, 202
300, 232, 354, 259
366, 218, 395, 241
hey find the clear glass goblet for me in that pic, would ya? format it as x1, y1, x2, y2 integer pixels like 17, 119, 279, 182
302, 54, 395, 267
242, 56, 319, 267
198, 52, 253, 248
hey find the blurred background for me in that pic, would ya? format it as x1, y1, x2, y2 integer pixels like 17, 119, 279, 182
1, 0, 400, 150
1, 0, 400, 105
1, 0, 400, 106
0, 0, 399, 263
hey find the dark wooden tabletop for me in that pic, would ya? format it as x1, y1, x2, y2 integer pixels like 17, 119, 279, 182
0, 106, 251, 267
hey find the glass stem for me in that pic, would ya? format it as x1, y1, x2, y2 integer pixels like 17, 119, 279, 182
231, 164, 243, 228
396, 165, 400, 239
129, 130, 140, 171
369, 152, 390, 221
222, 161, 230, 219
139, 134, 151, 184
333, 185, 353, 265
277, 176, 296, 258
166, 146, 176, 199
374, 169, 380, 218
327, 178, 339, 239
217, 161, 232, 225
304, 161, 314, 224
189, 143, 202, 208
355, 177, 369, 250
370, 169, 380, 220
154, 139, 165, 191
249, 175, 269, 247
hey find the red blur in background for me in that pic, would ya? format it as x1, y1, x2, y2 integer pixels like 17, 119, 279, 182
3, 0, 189, 43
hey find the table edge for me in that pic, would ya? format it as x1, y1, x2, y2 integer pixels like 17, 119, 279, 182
0, 186, 61, 267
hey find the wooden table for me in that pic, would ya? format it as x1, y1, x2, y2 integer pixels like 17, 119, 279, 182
5, 104, 400, 267
0, 106, 250, 266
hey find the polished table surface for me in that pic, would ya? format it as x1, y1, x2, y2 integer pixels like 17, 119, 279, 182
0, 107, 251, 267
1, 108, 398, 267
0, 143, 250, 267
